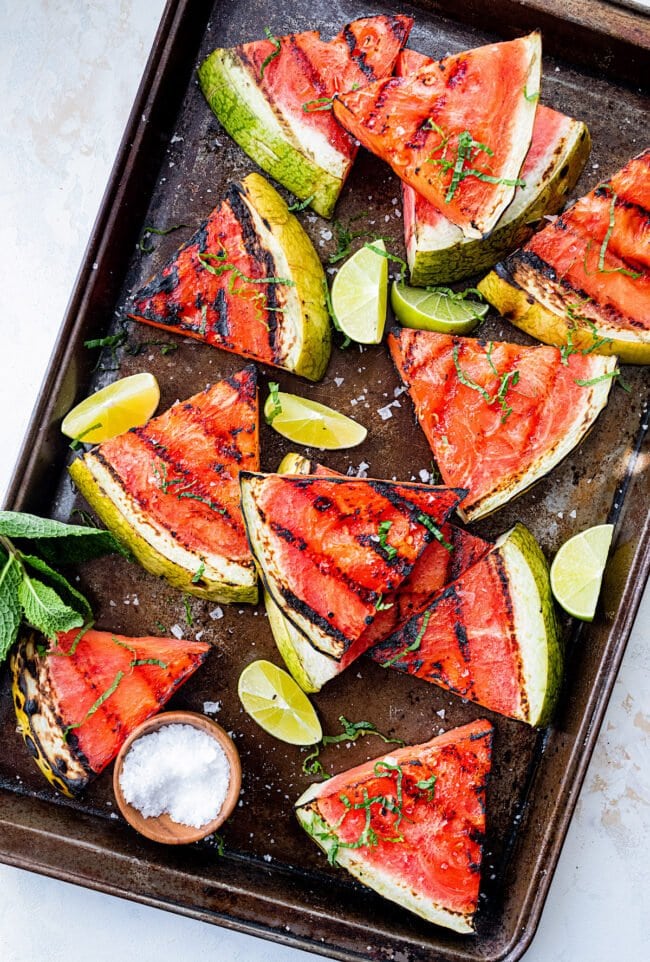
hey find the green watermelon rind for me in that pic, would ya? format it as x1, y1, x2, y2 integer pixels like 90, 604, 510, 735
497, 523, 562, 727
407, 119, 591, 286
478, 266, 650, 366
198, 49, 344, 219
69, 456, 259, 605
264, 590, 336, 692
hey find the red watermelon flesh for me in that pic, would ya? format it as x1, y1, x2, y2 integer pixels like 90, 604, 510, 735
369, 543, 527, 718
47, 628, 210, 774
295, 718, 493, 931
332, 34, 540, 238
388, 328, 617, 521
238, 16, 413, 162
95, 366, 258, 567
506, 149, 650, 333
240, 473, 463, 659
130, 186, 295, 369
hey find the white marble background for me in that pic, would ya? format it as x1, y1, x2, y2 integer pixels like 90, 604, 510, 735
0, 2, 648, 960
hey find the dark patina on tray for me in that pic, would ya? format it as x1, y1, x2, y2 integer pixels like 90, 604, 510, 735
1, 2, 648, 960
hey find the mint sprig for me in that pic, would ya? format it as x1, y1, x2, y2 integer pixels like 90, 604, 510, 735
0, 511, 126, 662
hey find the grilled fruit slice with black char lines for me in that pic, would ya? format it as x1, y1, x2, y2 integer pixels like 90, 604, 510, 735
130, 173, 331, 381
198, 16, 413, 218
12, 627, 209, 796
296, 718, 493, 933
240, 473, 463, 671
69, 366, 260, 603
370, 523, 562, 726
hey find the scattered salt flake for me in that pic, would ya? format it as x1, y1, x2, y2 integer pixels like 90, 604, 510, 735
350, 398, 358, 406
109, 600, 117, 607
391, 197, 398, 205
355, 461, 370, 478
170, 623, 184, 639
393, 385, 407, 397
203, 701, 221, 715
569, 509, 577, 519
263, 854, 272, 862
436, 709, 446, 719
320, 229, 333, 241
170, 134, 184, 144
557, 512, 564, 519
209, 607, 224, 620
195, 631, 204, 642
384, 214, 390, 222
334, 376, 344, 387
419, 469, 431, 483
378, 404, 394, 420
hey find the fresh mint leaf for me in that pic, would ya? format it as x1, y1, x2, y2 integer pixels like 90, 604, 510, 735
0, 550, 23, 661
18, 573, 84, 639
20, 554, 92, 622
0, 510, 128, 562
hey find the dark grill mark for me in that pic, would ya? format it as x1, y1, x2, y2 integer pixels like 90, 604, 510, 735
213, 287, 230, 340
278, 586, 350, 651
289, 34, 325, 94
446, 58, 468, 88
270, 522, 307, 549
226, 185, 280, 361
313, 496, 333, 512
134, 265, 180, 302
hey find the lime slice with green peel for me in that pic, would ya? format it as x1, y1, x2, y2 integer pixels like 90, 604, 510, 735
391, 281, 488, 334
550, 524, 614, 621
62, 372, 160, 444
238, 659, 323, 745
330, 238, 388, 344
264, 389, 366, 449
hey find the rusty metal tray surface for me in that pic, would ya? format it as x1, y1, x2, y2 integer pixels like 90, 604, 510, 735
1, 1, 649, 960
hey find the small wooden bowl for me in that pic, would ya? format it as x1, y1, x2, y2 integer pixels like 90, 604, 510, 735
113, 711, 241, 844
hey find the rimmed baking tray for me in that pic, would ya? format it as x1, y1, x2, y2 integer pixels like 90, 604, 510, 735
1, 2, 648, 960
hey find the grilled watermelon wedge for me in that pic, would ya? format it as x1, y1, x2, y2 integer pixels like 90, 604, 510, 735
389, 328, 617, 522
479, 149, 650, 364
69, 366, 259, 603
269, 454, 489, 691
198, 16, 413, 218
12, 627, 210, 796
399, 49, 590, 285
130, 173, 330, 381
333, 33, 541, 239
296, 718, 493, 932
240, 473, 463, 666
370, 524, 561, 726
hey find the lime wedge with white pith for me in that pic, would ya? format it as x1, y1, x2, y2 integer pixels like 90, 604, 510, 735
330, 239, 388, 344
391, 281, 488, 333
550, 524, 614, 621
62, 373, 160, 444
264, 389, 367, 449
238, 659, 322, 745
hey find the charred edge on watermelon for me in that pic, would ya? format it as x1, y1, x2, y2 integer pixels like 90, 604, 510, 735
198, 17, 413, 218
295, 719, 493, 933
11, 630, 211, 797
240, 472, 463, 662
130, 174, 331, 381
405, 113, 591, 286
69, 368, 260, 604
478, 263, 650, 366
12, 632, 91, 796
369, 524, 562, 726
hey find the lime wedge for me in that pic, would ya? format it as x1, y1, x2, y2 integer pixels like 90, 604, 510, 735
550, 524, 614, 621
391, 281, 488, 333
62, 372, 160, 444
330, 238, 388, 344
238, 659, 322, 745
264, 389, 366, 450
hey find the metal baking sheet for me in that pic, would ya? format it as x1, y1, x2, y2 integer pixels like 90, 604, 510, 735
1, 2, 648, 960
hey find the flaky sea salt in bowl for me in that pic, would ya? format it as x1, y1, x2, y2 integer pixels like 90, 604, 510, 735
113, 711, 242, 844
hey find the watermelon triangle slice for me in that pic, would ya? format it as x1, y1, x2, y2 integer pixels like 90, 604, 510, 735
398, 49, 591, 285
12, 627, 210, 796
198, 16, 413, 218
240, 472, 463, 661
388, 328, 617, 521
265, 454, 490, 692
69, 366, 260, 603
332, 33, 541, 238
369, 524, 562, 726
479, 149, 650, 364
130, 173, 331, 381
295, 718, 493, 932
